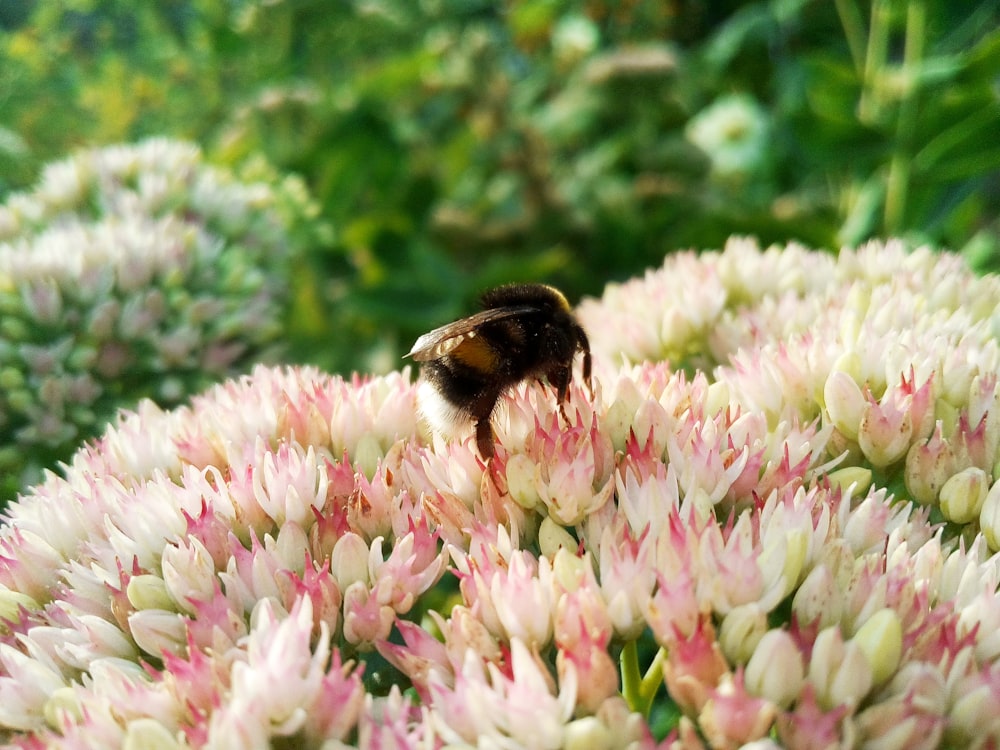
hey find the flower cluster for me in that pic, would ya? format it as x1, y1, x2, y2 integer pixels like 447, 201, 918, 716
0, 139, 320, 500
685, 94, 773, 186
1, 238, 998, 748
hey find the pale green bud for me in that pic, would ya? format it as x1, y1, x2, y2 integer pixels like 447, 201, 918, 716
939, 467, 989, 524
331, 532, 371, 591
808, 626, 873, 710
705, 381, 732, 419
602, 396, 636, 454
980, 479, 1000, 551
949, 683, 995, 746
127, 609, 187, 658
353, 433, 384, 481
506, 454, 540, 510
126, 574, 175, 612
852, 608, 902, 685
744, 628, 804, 708
123, 718, 182, 750
564, 716, 614, 750
0, 587, 39, 621
824, 370, 865, 440
792, 564, 843, 629
825, 466, 872, 496
43, 687, 82, 729
539, 517, 578, 560
719, 603, 768, 665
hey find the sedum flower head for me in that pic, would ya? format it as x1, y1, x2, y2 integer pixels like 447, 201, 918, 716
1, 238, 999, 748
0, 139, 321, 501
686, 93, 773, 184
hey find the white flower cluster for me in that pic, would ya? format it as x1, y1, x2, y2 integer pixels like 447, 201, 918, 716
0, 240, 998, 749
0, 139, 318, 499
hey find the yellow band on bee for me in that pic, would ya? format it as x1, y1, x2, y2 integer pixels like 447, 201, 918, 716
542, 285, 571, 312
452, 334, 499, 372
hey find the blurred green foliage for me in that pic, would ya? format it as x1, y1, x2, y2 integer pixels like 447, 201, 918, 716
2, 0, 999, 379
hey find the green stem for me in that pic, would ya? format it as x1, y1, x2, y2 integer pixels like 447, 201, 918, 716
620, 640, 643, 712
884, 0, 926, 234
834, 0, 867, 74
639, 647, 667, 712
859, 0, 891, 125
619, 640, 666, 716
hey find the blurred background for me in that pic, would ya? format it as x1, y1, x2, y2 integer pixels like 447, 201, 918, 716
1, 0, 999, 498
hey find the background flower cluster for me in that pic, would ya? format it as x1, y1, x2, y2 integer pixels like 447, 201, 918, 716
1, 239, 998, 748
0, 138, 321, 501
2, 1, 998, 379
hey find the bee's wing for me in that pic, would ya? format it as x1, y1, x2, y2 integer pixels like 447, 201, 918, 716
406, 306, 536, 362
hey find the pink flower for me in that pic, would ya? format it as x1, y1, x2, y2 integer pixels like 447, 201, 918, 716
698, 671, 777, 748
368, 521, 446, 613
661, 617, 729, 716
853, 662, 946, 750
0, 642, 66, 731
905, 423, 958, 505
429, 638, 577, 747
341, 581, 395, 648
554, 557, 618, 713
597, 522, 657, 639
776, 684, 851, 749
507, 407, 615, 526
205, 598, 330, 747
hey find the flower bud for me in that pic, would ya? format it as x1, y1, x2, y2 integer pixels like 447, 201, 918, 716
791, 564, 843, 629
330, 532, 371, 592
506, 453, 540, 510
551, 547, 588, 591
858, 398, 913, 468
341, 580, 394, 647
824, 371, 865, 440
127, 609, 187, 658
43, 686, 82, 728
123, 718, 183, 750
564, 717, 614, 750
719, 603, 768, 665
632, 398, 669, 458
980, 479, 1000, 551
744, 629, 804, 708
353, 433, 384, 481
852, 608, 902, 685
825, 466, 872, 497
904, 426, 955, 505
808, 626, 873, 710
604, 379, 641, 453
0, 587, 39, 621
699, 672, 777, 747
539, 516, 577, 559
558, 643, 619, 714
160, 538, 217, 615
705, 381, 733, 419
935, 399, 960, 437
939, 467, 989, 524
757, 528, 808, 601
948, 679, 1000, 747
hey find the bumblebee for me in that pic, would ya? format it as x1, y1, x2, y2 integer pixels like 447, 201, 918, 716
407, 283, 592, 459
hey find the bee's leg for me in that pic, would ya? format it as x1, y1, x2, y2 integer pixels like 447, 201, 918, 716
547, 364, 572, 422
581, 349, 593, 399
474, 418, 495, 460
469, 389, 501, 460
